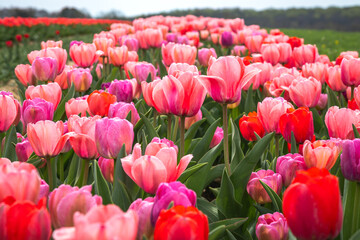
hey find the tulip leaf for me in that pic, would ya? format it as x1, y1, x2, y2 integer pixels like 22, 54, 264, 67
106, 67, 118, 82
93, 159, 113, 204
209, 217, 248, 232
310, 107, 322, 134
191, 118, 221, 162
186, 138, 201, 153
349, 229, 360, 240
230, 118, 244, 169
54, 83, 75, 121
342, 180, 360, 240
205, 164, 225, 187
209, 225, 226, 240
216, 169, 243, 218
185, 141, 223, 195
253, 204, 274, 215
353, 124, 360, 138
65, 153, 79, 186
291, 131, 297, 154
230, 132, 274, 203
326, 87, 340, 107
197, 197, 218, 223
201, 106, 216, 124
27, 153, 43, 168
90, 76, 105, 92
244, 84, 256, 113
259, 180, 283, 212
177, 162, 207, 183
14, 79, 26, 102
182, 118, 206, 153
139, 112, 159, 141
3, 125, 17, 161
226, 230, 237, 240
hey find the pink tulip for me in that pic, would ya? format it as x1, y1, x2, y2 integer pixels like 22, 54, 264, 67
292, 44, 318, 68
98, 157, 114, 183
65, 96, 90, 118
267, 73, 296, 98
198, 56, 259, 104
167, 62, 199, 78
55, 65, 74, 90
108, 102, 140, 125
31, 57, 58, 82
22, 98, 54, 127
316, 54, 332, 65
67, 68, 93, 92
257, 97, 294, 134
28, 47, 67, 75
128, 51, 139, 61
0, 92, 21, 132
341, 57, 360, 87
210, 127, 224, 148
41, 40, 63, 49
108, 79, 133, 103
302, 62, 328, 84
134, 62, 157, 83
242, 62, 272, 90
245, 35, 263, 53
121, 137, 192, 194
14, 64, 36, 86
70, 42, 99, 68
25, 82, 62, 109
161, 42, 197, 67
326, 65, 347, 92
122, 37, 139, 51
108, 46, 129, 66
136, 28, 163, 49
325, 106, 360, 139
232, 45, 247, 57
93, 37, 115, 57
95, 117, 134, 159
129, 198, 154, 239
141, 79, 161, 109
277, 43, 292, 63
67, 115, 101, 160
27, 120, 68, 158
184, 109, 202, 130
152, 72, 206, 117
288, 76, 322, 108
49, 184, 102, 228
354, 86, 360, 108
0, 158, 41, 203
256, 212, 289, 240
53, 205, 138, 240
15, 138, 34, 162
198, 48, 217, 67
276, 153, 307, 187
261, 43, 280, 65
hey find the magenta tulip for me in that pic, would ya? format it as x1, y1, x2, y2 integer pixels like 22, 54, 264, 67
22, 98, 54, 127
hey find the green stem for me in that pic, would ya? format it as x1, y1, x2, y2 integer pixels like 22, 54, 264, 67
153, 110, 158, 128
180, 116, 185, 158
59, 154, 64, 182
352, 85, 355, 100
102, 56, 107, 77
167, 115, 172, 140
47, 158, 54, 191
0, 132, 5, 157
342, 180, 360, 240
275, 134, 280, 158
222, 104, 231, 175
82, 159, 90, 187
172, 116, 179, 142
119, 66, 124, 80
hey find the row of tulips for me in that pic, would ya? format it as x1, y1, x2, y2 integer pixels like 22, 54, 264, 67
1, 13, 360, 240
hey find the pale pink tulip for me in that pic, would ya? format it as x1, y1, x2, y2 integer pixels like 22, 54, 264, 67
292, 44, 318, 68
14, 64, 36, 86
0, 92, 21, 132
302, 62, 328, 84
108, 46, 129, 67
326, 65, 347, 92
245, 35, 263, 53
25, 82, 62, 109
67, 68, 93, 92
55, 65, 74, 90
28, 47, 67, 75
93, 37, 115, 57
70, 42, 99, 68
288, 76, 322, 108
41, 40, 63, 49
340, 57, 360, 87
65, 96, 89, 118
325, 106, 360, 139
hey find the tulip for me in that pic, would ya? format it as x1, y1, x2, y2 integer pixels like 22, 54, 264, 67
167, 62, 199, 77
283, 168, 342, 240
302, 62, 328, 84
87, 90, 117, 116
54, 65, 73, 90
326, 65, 346, 92
256, 212, 288, 240
198, 48, 217, 67
0, 92, 21, 132
49, 184, 102, 228
292, 44, 318, 68
276, 153, 307, 187
95, 117, 134, 158
122, 37, 139, 51
341, 57, 360, 87
340, 139, 360, 182
28, 47, 67, 75
65, 96, 90, 118
134, 62, 157, 83
108, 79, 133, 103
267, 73, 296, 98
0, 158, 41, 203
232, 45, 247, 56
161, 42, 197, 67
154, 205, 208, 240
141, 79, 161, 109
303, 139, 342, 170
129, 197, 154, 239
279, 107, 314, 143
288, 76, 322, 108
25, 82, 62, 109
210, 127, 223, 148
108, 102, 140, 125
14, 64, 36, 86
98, 157, 114, 183
121, 138, 192, 194
287, 36, 303, 49
128, 51, 139, 62
95, 63, 103, 79
261, 43, 281, 65
247, 169, 283, 204
70, 42, 99, 68
22, 98, 54, 127
31, 57, 58, 82
278, 43, 292, 63
1, 198, 51, 240
15, 138, 34, 162
53, 205, 138, 240
245, 35, 263, 53
220, 31, 234, 47
93, 37, 115, 57
242, 62, 272, 90
41, 40, 63, 49
239, 112, 265, 141
108, 46, 129, 67
67, 68, 93, 92
184, 109, 202, 130
257, 97, 294, 134
325, 106, 360, 139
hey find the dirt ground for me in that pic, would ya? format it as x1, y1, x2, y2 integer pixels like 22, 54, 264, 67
0, 80, 20, 100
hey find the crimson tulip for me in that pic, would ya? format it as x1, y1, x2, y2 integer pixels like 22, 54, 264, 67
239, 112, 265, 141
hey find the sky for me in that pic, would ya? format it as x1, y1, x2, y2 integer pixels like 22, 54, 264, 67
1, 0, 359, 17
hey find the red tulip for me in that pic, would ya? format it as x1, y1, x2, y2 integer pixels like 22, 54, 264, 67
87, 91, 116, 117
154, 206, 208, 240
239, 112, 265, 141
283, 168, 342, 240
279, 107, 314, 144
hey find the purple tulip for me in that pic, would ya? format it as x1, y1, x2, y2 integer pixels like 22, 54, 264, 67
32, 57, 58, 81
151, 181, 196, 225
134, 63, 157, 83
108, 102, 140, 125
220, 31, 234, 47
15, 138, 34, 162
247, 169, 282, 204
67, 68, 93, 92
256, 212, 289, 240
22, 98, 54, 127
166, 33, 178, 43
276, 153, 307, 187
95, 117, 134, 159
123, 38, 139, 52
129, 197, 154, 239
341, 139, 360, 182
70, 40, 84, 48
108, 79, 133, 103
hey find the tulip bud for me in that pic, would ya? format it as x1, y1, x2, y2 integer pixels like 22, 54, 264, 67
108, 102, 140, 125
15, 64, 36, 86
32, 57, 58, 82
198, 48, 217, 67
98, 157, 114, 183
22, 98, 54, 127
67, 68, 93, 92
108, 79, 133, 103
15, 138, 34, 162
87, 90, 116, 117
341, 139, 360, 182
256, 212, 288, 240
239, 112, 265, 141
276, 153, 307, 187
129, 197, 155, 239
210, 127, 223, 148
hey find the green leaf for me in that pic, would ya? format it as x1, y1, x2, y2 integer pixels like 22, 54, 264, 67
253, 204, 274, 215
14, 79, 26, 102
259, 180, 283, 212
226, 230, 238, 240
230, 132, 274, 202
139, 112, 159, 141
209, 218, 248, 232
177, 162, 207, 183
310, 107, 323, 133
216, 169, 243, 218
106, 67, 119, 82
291, 131, 297, 154
65, 153, 79, 186
93, 160, 113, 204
183, 119, 206, 153
350, 229, 360, 240
53, 83, 75, 121
201, 106, 216, 124
27, 152, 43, 168
3, 125, 17, 160
191, 118, 221, 162
342, 180, 360, 240
205, 164, 225, 187
209, 225, 226, 240
326, 87, 340, 107
196, 197, 219, 223
230, 118, 244, 169
244, 84, 256, 113
353, 124, 360, 138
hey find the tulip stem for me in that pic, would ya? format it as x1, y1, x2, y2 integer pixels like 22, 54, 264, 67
59, 154, 64, 182
351, 85, 355, 100
0, 132, 4, 157
222, 104, 231, 175
167, 115, 172, 140
180, 116, 185, 158
47, 157, 54, 191
119, 66, 124, 80
172, 116, 179, 142
275, 134, 280, 158
153, 110, 158, 128
82, 159, 90, 187
102, 56, 107, 77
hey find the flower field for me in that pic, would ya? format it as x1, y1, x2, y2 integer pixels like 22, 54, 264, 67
0, 14, 360, 240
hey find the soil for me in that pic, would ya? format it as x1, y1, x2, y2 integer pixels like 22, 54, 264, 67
0, 80, 20, 100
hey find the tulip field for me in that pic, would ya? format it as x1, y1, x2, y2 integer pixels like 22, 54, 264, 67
1, 14, 360, 240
